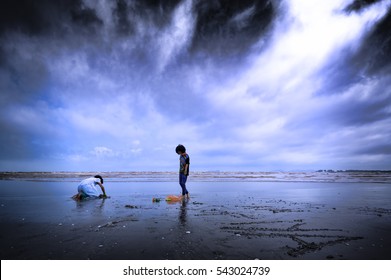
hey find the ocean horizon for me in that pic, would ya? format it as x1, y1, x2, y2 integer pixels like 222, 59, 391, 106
1, 170, 390, 183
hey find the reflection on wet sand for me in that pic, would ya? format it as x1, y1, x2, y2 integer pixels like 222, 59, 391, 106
73, 197, 107, 216
179, 199, 188, 226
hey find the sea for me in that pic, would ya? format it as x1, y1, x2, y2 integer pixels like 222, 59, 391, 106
0, 170, 390, 183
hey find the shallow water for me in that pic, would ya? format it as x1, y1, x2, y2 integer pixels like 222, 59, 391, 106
1, 180, 390, 223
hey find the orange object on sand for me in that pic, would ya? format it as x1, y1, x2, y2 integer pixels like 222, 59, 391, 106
165, 195, 183, 202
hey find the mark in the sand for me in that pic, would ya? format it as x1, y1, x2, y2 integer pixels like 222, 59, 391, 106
201, 200, 324, 220
97, 221, 120, 229
287, 236, 363, 257
192, 202, 204, 205
94, 217, 139, 231
208, 199, 364, 258
196, 207, 231, 217
221, 222, 362, 257
353, 207, 391, 217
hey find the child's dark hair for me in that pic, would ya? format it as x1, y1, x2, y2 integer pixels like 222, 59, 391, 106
175, 144, 186, 154
94, 175, 103, 184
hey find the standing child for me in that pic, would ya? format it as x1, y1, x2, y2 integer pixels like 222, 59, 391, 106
175, 144, 190, 199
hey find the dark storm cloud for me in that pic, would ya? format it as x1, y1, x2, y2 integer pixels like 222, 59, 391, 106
191, 0, 276, 56
314, 76, 391, 128
113, 0, 133, 35
315, 2, 391, 98
0, 0, 276, 52
355, 8, 391, 74
0, 0, 277, 77
0, 0, 102, 37
0, 0, 390, 171
110, 0, 186, 38
336, 4, 391, 80
0, 0, 103, 103
344, 0, 384, 13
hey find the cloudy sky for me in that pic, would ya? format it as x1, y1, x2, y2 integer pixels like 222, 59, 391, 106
0, 0, 390, 172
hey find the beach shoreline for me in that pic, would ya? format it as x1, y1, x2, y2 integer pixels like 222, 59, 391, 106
1, 170, 391, 183
0, 178, 390, 260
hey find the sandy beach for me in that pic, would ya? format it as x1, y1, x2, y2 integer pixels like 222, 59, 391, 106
0, 172, 390, 260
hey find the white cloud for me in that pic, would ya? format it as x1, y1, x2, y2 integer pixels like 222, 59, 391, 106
91, 146, 115, 158
157, 0, 196, 72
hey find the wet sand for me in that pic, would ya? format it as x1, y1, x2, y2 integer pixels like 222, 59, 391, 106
0, 180, 390, 260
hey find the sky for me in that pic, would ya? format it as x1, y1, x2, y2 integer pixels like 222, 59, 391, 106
0, 0, 390, 172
